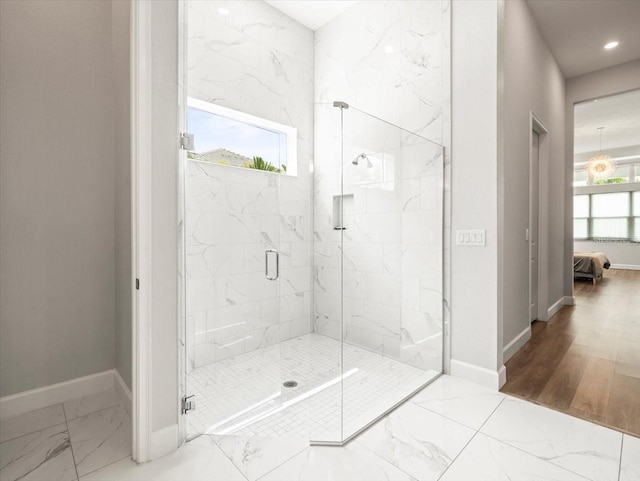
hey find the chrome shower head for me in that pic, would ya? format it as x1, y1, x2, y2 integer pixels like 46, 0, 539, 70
352, 153, 373, 168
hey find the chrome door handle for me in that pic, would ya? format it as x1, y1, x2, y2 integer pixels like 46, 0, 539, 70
265, 249, 279, 281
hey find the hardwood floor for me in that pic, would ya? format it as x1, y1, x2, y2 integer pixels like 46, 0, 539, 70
501, 268, 640, 437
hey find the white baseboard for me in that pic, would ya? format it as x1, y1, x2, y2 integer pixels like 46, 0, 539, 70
610, 264, 640, 271
150, 424, 178, 460
113, 369, 132, 416
0, 370, 114, 418
503, 326, 531, 362
450, 359, 507, 390
547, 296, 573, 319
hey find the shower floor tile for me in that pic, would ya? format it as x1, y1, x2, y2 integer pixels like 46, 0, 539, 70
186, 333, 438, 441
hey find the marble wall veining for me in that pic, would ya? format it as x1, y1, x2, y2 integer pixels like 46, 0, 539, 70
313, 0, 448, 371
185, 0, 449, 374
186, 0, 314, 368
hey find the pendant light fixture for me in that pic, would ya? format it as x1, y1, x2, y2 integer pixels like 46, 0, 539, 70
586, 126, 615, 181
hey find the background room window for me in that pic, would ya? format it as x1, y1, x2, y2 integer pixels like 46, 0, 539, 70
186, 97, 297, 175
573, 195, 589, 239
573, 190, 640, 242
573, 162, 640, 187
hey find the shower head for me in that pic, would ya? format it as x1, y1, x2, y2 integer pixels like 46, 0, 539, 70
352, 153, 373, 168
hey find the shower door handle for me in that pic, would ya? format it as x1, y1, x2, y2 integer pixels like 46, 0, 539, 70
265, 249, 279, 281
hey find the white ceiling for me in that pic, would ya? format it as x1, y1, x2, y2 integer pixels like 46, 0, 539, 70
264, 0, 355, 31
526, 0, 640, 78
574, 89, 640, 156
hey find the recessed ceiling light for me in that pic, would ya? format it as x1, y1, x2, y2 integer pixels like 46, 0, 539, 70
594, 99, 598, 102
604, 41, 619, 50
217, 7, 229, 15
384, 45, 394, 54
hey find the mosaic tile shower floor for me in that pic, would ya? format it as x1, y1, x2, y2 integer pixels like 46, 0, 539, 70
187, 333, 439, 442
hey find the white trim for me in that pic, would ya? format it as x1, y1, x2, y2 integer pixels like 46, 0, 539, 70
150, 424, 179, 460
131, 0, 153, 464
450, 359, 507, 390
546, 297, 565, 319
529, 112, 550, 323
114, 370, 133, 417
1, 370, 115, 419
187, 96, 298, 176
610, 264, 640, 271
546, 296, 574, 319
503, 326, 531, 362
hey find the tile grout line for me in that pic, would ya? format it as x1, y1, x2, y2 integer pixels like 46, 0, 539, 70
74, 452, 134, 479
65, 400, 125, 424
62, 403, 81, 481
254, 445, 312, 481
435, 396, 506, 481
205, 436, 250, 481
478, 432, 595, 481
484, 396, 626, 480
617, 435, 624, 481
351, 393, 506, 481
408, 392, 506, 431
484, 389, 603, 481
0, 419, 69, 445
72, 403, 134, 479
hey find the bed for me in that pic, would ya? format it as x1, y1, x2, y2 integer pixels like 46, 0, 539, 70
574, 251, 611, 285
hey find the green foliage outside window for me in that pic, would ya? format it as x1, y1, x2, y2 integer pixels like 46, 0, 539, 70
595, 177, 625, 185
245, 156, 286, 174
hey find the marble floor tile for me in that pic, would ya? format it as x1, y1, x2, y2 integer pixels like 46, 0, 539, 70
410, 375, 505, 429
68, 405, 131, 477
0, 423, 77, 481
440, 433, 588, 481
259, 443, 417, 481
79, 443, 245, 481
620, 434, 640, 481
0, 404, 66, 443
355, 402, 475, 481
63, 389, 122, 422
211, 434, 308, 481
480, 397, 622, 481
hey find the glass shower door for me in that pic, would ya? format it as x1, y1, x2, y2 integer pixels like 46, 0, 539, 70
183, 99, 285, 439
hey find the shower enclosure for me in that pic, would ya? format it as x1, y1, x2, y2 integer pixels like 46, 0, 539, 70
178, 0, 447, 447
182, 99, 444, 445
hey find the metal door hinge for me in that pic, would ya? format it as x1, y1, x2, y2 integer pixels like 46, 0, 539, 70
182, 395, 195, 414
180, 132, 194, 151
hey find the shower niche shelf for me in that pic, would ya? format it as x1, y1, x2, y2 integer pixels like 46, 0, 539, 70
333, 194, 353, 230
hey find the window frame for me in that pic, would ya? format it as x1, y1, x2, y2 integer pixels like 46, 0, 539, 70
187, 96, 298, 176
573, 183, 640, 242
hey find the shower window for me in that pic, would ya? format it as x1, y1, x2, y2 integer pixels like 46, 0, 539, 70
187, 97, 297, 175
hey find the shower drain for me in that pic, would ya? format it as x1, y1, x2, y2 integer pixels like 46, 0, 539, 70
283, 381, 298, 388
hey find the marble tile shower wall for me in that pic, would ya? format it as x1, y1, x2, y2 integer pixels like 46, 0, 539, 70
313, 0, 449, 371
186, 162, 312, 368
186, 0, 314, 369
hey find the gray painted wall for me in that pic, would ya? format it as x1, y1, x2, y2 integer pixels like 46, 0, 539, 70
113, 0, 132, 390
501, 0, 566, 357
0, 0, 132, 397
0, 1, 116, 396
451, 0, 502, 378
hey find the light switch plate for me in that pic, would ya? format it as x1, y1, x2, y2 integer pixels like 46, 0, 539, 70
456, 229, 486, 246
